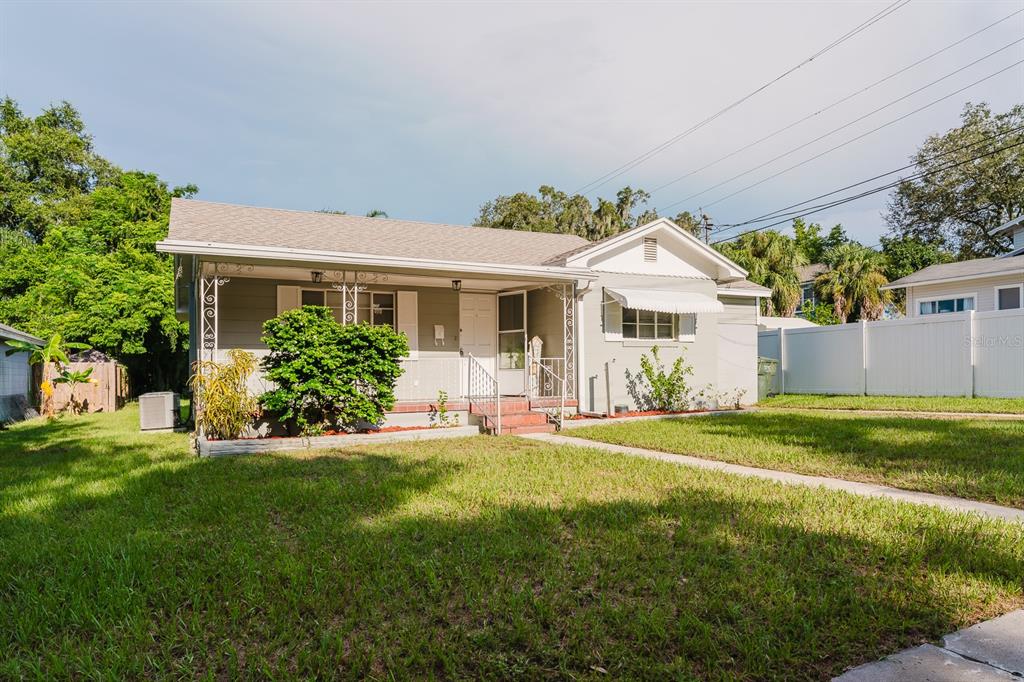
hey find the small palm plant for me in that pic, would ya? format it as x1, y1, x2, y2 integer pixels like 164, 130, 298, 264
189, 349, 261, 440
52, 367, 96, 415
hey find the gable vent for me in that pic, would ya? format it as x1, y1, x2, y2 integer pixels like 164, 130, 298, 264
643, 237, 657, 262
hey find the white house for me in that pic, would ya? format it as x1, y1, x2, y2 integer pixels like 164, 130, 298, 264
157, 199, 769, 433
882, 216, 1024, 316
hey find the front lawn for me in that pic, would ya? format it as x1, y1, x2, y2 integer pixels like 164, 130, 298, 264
759, 394, 1024, 414
2, 407, 1023, 679
573, 412, 1024, 507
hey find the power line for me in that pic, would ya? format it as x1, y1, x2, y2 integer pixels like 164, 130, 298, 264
663, 57, 1024, 214
714, 123, 1024, 233
648, 8, 1024, 197
571, 0, 912, 196
709, 137, 1024, 245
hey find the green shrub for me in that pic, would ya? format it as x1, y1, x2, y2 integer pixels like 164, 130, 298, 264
260, 306, 409, 435
800, 300, 840, 326
189, 349, 261, 440
628, 345, 694, 411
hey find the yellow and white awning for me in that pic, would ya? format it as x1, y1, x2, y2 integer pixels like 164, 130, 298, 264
605, 287, 724, 314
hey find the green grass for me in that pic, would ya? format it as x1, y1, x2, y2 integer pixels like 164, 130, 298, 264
2, 407, 1023, 679
573, 412, 1024, 508
759, 394, 1024, 414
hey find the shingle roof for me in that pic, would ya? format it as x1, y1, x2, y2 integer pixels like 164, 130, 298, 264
796, 263, 829, 283
718, 279, 772, 294
884, 254, 1024, 288
166, 199, 590, 267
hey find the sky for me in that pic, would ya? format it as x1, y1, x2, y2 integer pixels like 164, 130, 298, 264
2, 0, 1022, 246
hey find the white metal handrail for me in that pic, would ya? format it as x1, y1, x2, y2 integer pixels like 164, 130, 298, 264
535, 360, 565, 428
467, 353, 501, 434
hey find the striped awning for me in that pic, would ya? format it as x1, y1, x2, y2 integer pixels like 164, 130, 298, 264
605, 287, 724, 314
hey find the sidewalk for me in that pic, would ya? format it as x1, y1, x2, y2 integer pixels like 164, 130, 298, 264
834, 610, 1024, 680
523, 433, 1024, 524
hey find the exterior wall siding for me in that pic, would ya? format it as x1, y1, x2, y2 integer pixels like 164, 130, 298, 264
0, 342, 33, 421
578, 273, 721, 414
908, 272, 1024, 316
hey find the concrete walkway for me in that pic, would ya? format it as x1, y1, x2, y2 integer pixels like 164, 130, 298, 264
524, 433, 1024, 524
759, 407, 1024, 421
835, 610, 1024, 680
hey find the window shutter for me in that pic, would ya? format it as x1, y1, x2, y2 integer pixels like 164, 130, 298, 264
677, 313, 696, 342
643, 237, 657, 262
603, 289, 622, 341
397, 290, 419, 359
276, 285, 301, 315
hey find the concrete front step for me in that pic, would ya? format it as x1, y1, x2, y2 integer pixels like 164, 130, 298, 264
498, 423, 556, 435
498, 411, 550, 427
470, 399, 530, 414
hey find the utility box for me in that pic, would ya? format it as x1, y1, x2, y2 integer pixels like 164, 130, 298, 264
139, 391, 180, 431
757, 357, 779, 401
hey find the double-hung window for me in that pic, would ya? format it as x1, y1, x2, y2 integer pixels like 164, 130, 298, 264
357, 291, 396, 329
622, 308, 674, 339
301, 289, 344, 322
918, 295, 975, 316
996, 285, 1023, 311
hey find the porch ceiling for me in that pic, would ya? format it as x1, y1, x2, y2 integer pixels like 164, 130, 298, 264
198, 260, 575, 292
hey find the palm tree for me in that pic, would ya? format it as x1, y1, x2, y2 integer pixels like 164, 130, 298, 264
816, 244, 891, 322
719, 231, 806, 316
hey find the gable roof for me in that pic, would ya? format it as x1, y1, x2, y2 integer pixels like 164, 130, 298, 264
989, 214, 1024, 236
550, 218, 749, 281
882, 254, 1024, 289
796, 263, 829, 283
164, 199, 590, 268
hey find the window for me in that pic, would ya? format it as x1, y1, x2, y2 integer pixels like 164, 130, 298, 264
643, 237, 657, 262
357, 291, 395, 328
996, 285, 1022, 311
301, 288, 344, 322
800, 283, 815, 307
623, 308, 674, 339
918, 295, 975, 316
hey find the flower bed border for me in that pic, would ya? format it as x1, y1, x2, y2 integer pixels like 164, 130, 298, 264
197, 424, 482, 457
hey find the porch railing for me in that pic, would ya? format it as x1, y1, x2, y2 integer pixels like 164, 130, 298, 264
467, 354, 500, 434
528, 354, 567, 429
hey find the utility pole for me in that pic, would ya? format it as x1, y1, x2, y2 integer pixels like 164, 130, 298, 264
701, 212, 713, 244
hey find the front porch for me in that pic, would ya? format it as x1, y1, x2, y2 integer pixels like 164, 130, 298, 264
192, 260, 580, 432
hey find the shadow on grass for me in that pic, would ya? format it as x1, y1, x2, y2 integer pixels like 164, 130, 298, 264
1, 430, 1021, 680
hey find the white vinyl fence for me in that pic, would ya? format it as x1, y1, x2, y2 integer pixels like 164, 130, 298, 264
758, 309, 1024, 398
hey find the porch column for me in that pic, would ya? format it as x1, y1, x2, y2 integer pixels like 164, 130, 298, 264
563, 283, 576, 399
199, 274, 229, 364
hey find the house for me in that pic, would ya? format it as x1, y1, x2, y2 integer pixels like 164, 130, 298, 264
0, 323, 42, 423
157, 199, 770, 432
796, 263, 828, 314
882, 216, 1024, 316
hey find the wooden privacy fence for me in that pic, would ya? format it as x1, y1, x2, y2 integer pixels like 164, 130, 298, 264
757, 309, 1024, 398
42, 362, 130, 413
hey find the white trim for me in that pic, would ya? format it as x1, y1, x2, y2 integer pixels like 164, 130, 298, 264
156, 239, 593, 281
994, 283, 1024, 311
914, 291, 977, 317
562, 218, 748, 278
882, 263, 1024, 290
716, 287, 770, 298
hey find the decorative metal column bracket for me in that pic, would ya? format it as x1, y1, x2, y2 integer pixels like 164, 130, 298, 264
199, 275, 230, 364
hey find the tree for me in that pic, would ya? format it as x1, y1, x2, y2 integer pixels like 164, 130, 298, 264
885, 102, 1024, 258
879, 234, 954, 282
717, 231, 806, 316
0, 98, 115, 241
476, 184, 666, 240
672, 211, 703, 237
793, 218, 850, 264
0, 99, 196, 393
816, 244, 891, 322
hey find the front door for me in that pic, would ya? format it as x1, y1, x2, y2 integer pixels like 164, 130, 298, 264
459, 293, 497, 394
498, 291, 527, 395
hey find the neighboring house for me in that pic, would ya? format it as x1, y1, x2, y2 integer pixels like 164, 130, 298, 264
157, 199, 770, 429
882, 216, 1024, 317
795, 263, 828, 314
758, 316, 818, 331
0, 323, 42, 423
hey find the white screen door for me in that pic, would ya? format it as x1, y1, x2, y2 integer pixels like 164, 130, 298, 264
498, 291, 527, 395
459, 293, 497, 393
